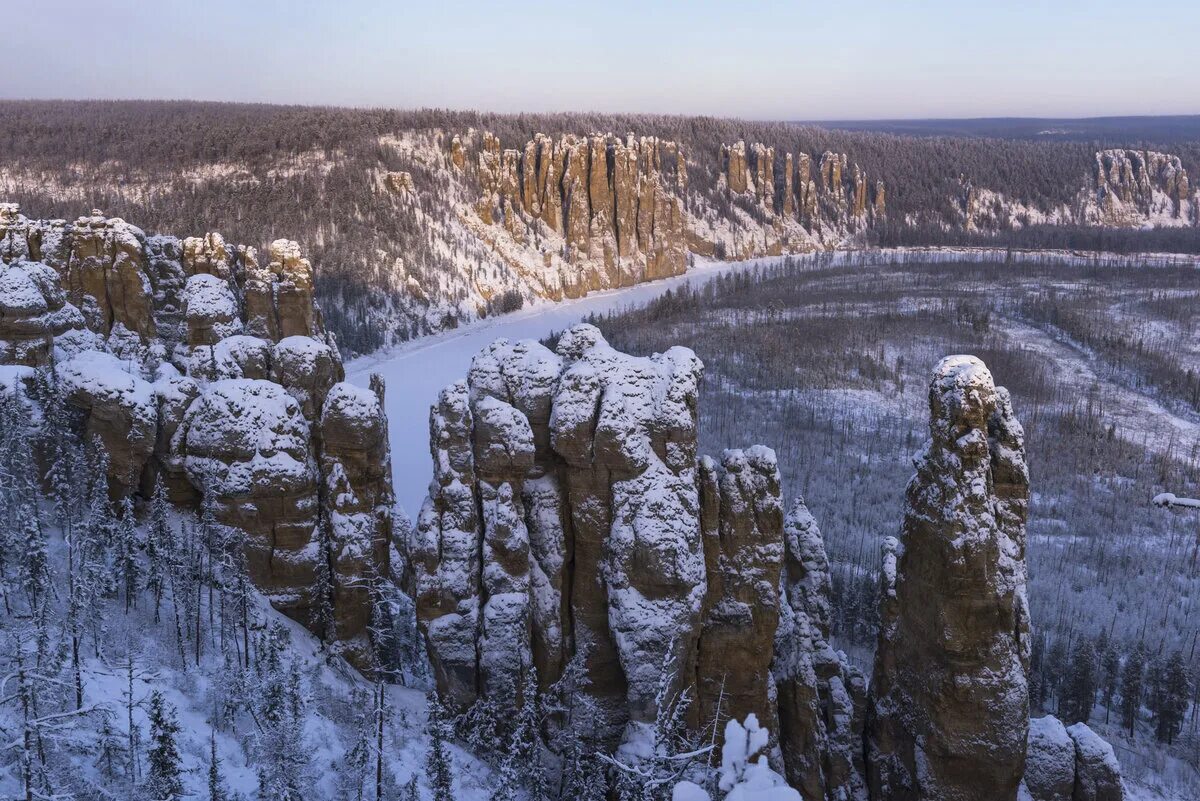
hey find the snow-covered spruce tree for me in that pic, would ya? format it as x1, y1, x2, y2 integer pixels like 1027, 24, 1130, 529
115, 495, 143, 612
489, 735, 521, 801
544, 647, 608, 801
1120, 642, 1148, 736
1150, 650, 1192, 745
208, 727, 229, 801
311, 515, 338, 650
146, 477, 174, 625
1062, 636, 1097, 724
340, 687, 375, 801
144, 690, 185, 801
255, 623, 312, 801
424, 692, 455, 801
1100, 641, 1121, 724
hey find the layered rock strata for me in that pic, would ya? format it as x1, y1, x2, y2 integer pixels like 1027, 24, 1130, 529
0, 205, 392, 667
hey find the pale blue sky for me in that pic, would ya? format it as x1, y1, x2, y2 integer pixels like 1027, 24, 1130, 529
3, 0, 1198, 119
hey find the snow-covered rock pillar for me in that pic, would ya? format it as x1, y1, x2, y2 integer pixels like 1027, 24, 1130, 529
866, 355, 1031, 801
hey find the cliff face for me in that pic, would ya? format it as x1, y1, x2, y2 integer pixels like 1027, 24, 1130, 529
440, 131, 884, 310
467, 132, 689, 300
409, 338, 1126, 800
1088, 149, 1196, 227
0, 204, 393, 668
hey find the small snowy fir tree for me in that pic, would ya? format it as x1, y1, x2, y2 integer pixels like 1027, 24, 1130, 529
424, 692, 455, 801
208, 726, 229, 801
144, 690, 185, 801
1120, 642, 1147, 736
672, 715, 801, 801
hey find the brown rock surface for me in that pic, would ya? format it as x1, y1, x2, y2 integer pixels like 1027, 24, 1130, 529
866, 355, 1031, 801
318, 378, 395, 662
695, 447, 785, 736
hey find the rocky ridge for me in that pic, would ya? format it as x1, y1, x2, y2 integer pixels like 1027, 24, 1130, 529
406, 331, 1127, 800
1087, 149, 1196, 227
0, 203, 393, 667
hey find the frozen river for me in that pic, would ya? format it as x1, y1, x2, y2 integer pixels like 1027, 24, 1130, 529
344, 256, 781, 519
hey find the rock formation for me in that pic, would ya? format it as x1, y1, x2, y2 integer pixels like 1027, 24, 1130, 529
406, 325, 864, 782
1021, 716, 1125, 801
1092, 149, 1196, 227
409, 338, 1131, 799
0, 205, 392, 668
408, 331, 1132, 799
716, 139, 885, 253
466, 132, 688, 300
866, 355, 1032, 801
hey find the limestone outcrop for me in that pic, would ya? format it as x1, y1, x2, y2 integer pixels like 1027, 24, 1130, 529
1091, 149, 1196, 227
866, 355, 1031, 801
0, 205, 392, 670
468, 132, 689, 300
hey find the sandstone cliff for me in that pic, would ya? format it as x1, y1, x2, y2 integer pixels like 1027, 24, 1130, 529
0, 204, 393, 668
424, 130, 883, 316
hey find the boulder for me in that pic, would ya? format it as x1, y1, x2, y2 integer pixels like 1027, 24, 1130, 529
1067, 723, 1125, 801
1024, 716, 1076, 801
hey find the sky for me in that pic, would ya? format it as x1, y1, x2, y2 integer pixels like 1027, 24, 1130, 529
3, 0, 1198, 120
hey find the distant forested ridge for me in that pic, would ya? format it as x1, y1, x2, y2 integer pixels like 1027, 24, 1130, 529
1, 101, 1197, 355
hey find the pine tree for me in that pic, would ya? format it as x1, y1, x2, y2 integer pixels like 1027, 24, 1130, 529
208, 726, 228, 801
425, 692, 455, 801
341, 689, 374, 801
312, 515, 337, 649
115, 495, 143, 612
1046, 636, 1069, 714
1119, 643, 1147, 737
255, 623, 310, 801
545, 646, 607, 801
1151, 650, 1192, 745
1062, 637, 1097, 724
144, 691, 184, 801
1100, 642, 1120, 724
146, 477, 173, 624
489, 735, 521, 801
